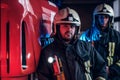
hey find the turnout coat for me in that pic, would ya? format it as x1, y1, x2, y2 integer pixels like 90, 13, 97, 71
37, 37, 107, 80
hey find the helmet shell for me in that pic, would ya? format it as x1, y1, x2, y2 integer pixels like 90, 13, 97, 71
93, 3, 114, 24
52, 7, 81, 36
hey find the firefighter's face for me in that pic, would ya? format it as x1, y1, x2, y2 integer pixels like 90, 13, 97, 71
59, 24, 76, 41
98, 14, 109, 29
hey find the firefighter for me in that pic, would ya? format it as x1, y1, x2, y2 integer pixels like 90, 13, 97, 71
80, 3, 120, 80
37, 7, 107, 80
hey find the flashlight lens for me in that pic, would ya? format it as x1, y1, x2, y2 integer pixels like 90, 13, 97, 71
48, 57, 54, 63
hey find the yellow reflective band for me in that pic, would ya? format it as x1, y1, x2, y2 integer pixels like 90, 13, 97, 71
116, 60, 120, 66
110, 57, 113, 66
108, 42, 115, 57
111, 42, 115, 56
84, 60, 91, 73
109, 42, 112, 56
84, 60, 90, 67
107, 42, 115, 66
107, 57, 110, 66
96, 76, 106, 80
107, 57, 113, 66
85, 73, 92, 80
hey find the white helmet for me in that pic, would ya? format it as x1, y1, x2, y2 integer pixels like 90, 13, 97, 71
93, 3, 114, 25
52, 7, 81, 36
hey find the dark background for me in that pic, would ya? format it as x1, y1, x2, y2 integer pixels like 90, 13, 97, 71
49, 0, 115, 31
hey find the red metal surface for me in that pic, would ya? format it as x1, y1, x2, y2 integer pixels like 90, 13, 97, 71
0, 0, 58, 79
40, 0, 58, 35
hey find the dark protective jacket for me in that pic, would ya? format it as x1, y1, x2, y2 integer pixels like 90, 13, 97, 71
80, 27, 120, 80
37, 36, 107, 80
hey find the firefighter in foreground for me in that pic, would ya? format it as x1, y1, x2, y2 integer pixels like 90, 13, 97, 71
37, 7, 107, 80
80, 3, 120, 80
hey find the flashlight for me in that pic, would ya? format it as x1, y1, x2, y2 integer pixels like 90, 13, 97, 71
48, 55, 60, 75
48, 56, 54, 63
47, 55, 65, 80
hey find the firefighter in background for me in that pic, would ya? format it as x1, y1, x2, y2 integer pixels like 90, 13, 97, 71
37, 7, 107, 80
80, 3, 120, 80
